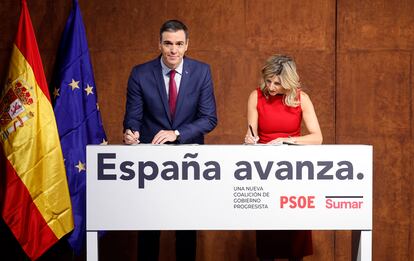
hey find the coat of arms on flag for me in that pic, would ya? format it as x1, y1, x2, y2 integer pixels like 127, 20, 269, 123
1, 79, 35, 141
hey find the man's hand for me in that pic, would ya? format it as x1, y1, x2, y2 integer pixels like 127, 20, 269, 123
123, 129, 140, 145
152, 130, 177, 144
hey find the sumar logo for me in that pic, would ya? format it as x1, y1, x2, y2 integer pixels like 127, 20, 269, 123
0, 78, 35, 141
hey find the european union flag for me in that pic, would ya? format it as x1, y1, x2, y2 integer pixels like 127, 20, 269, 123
51, 0, 107, 254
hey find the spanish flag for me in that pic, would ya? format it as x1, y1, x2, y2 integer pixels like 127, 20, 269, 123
0, 1, 74, 260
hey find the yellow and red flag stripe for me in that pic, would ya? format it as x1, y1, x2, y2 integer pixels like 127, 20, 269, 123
0, 1, 73, 260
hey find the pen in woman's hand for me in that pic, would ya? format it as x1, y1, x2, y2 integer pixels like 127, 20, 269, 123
248, 124, 257, 144
249, 125, 255, 137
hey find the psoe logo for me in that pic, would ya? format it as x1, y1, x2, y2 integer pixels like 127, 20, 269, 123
280, 195, 316, 209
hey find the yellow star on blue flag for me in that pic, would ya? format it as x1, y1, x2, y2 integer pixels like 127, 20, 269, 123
75, 161, 85, 172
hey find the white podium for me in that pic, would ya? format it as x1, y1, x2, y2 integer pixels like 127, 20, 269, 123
86, 145, 372, 261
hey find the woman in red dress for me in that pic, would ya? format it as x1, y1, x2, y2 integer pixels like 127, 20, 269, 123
244, 55, 323, 261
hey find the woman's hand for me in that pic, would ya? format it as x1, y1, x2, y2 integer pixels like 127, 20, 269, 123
244, 134, 259, 144
268, 137, 296, 145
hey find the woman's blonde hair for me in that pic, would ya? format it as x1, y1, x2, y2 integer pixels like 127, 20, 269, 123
260, 55, 300, 107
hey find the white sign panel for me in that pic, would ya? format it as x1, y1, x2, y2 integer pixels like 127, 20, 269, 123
86, 145, 372, 231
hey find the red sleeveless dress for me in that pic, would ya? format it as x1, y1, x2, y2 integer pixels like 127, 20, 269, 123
257, 88, 301, 143
255, 88, 313, 258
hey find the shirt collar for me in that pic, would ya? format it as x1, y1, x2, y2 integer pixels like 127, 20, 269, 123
160, 57, 184, 76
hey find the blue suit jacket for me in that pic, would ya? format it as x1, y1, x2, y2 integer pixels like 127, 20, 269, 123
123, 56, 217, 144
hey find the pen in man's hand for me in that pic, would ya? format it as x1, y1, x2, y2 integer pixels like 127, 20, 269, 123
129, 128, 139, 142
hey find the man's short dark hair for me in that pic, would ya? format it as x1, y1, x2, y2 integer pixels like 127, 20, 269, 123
160, 20, 189, 41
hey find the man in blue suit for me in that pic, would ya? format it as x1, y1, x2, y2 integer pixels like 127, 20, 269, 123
123, 20, 217, 261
